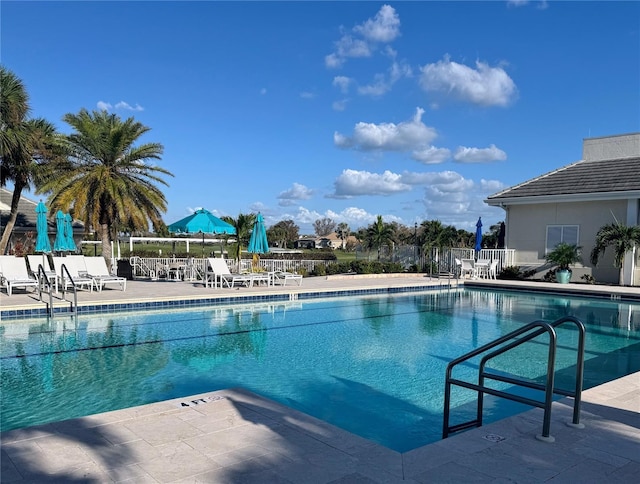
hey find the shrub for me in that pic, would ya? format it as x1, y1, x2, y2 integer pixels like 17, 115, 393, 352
498, 266, 525, 280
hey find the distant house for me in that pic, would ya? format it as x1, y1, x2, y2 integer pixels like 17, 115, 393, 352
0, 188, 84, 254
485, 133, 640, 286
293, 232, 358, 250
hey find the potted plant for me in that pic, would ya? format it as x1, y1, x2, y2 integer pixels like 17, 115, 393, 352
546, 243, 581, 283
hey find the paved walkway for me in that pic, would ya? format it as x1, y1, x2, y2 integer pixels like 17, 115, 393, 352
1, 275, 639, 482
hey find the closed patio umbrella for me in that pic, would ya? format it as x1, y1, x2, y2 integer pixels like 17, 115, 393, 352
53, 210, 69, 252
474, 217, 483, 255
35, 201, 52, 253
64, 213, 77, 252
247, 213, 269, 255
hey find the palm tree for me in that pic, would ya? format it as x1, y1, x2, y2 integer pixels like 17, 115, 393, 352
366, 215, 394, 260
38, 109, 173, 268
221, 213, 256, 265
590, 222, 640, 285
336, 222, 350, 250
0, 67, 64, 254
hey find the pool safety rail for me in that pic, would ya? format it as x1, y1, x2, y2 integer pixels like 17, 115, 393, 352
58, 263, 79, 316
443, 316, 586, 443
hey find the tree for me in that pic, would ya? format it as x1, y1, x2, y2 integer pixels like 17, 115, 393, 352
590, 222, 640, 285
38, 109, 172, 268
313, 217, 336, 237
366, 215, 395, 260
0, 67, 64, 254
221, 213, 255, 263
336, 222, 350, 250
266, 219, 299, 248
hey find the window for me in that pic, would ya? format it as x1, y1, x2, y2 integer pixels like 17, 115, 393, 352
546, 225, 579, 254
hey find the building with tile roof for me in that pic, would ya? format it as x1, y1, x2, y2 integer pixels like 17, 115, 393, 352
486, 133, 640, 285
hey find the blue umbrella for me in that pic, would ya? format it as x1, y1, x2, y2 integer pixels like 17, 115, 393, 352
35, 201, 52, 253
247, 213, 269, 255
53, 210, 69, 252
64, 213, 77, 252
474, 217, 483, 254
168, 209, 236, 235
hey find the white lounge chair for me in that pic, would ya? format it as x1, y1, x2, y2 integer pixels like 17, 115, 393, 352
0, 256, 39, 296
273, 270, 303, 286
52, 256, 95, 292
204, 258, 259, 288
26, 254, 58, 292
84, 257, 127, 291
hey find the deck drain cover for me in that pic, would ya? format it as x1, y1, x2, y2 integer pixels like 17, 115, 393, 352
483, 433, 505, 442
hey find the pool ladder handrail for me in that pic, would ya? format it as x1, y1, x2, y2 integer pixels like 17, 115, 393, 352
59, 263, 79, 315
443, 316, 586, 442
36, 264, 55, 317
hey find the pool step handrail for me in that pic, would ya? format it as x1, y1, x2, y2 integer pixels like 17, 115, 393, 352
443, 315, 586, 442
59, 263, 79, 315
36, 264, 55, 317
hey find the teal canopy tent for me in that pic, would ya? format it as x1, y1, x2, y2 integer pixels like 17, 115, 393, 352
35, 201, 52, 253
168, 208, 236, 255
247, 212, 269, 255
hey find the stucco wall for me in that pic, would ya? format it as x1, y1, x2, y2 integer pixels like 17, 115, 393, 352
583, 133, 640, 162
506, 200, 626, 283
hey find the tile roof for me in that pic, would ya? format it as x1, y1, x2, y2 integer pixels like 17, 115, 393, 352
487, 156, 640, 201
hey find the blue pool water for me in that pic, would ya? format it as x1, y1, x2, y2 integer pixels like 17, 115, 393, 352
1, 288, 638, 452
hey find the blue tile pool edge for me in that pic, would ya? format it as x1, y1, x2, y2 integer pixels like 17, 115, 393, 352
0, 283, 450, 320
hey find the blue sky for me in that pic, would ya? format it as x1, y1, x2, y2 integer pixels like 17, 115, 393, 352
3, 1, 639, 235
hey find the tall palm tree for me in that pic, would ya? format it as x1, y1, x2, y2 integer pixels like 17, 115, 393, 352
38, 109, 173, 268
0, 67, 64, 254
366, 215, 394, 260
590, 222, 640, 285
221, 213, 256, 265
336, 222, 350, 250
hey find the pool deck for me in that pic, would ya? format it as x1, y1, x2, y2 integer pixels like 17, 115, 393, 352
1, 275, 639, 482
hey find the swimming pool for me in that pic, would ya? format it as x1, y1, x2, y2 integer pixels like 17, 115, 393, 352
1, 288, 638, 452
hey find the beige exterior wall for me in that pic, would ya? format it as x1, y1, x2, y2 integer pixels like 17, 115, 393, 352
505, 200, 627, 283
583, 133, 640, 161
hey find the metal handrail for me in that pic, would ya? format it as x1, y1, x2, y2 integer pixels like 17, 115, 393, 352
36, 265, 55, 316
59, 263, 78, 314
443, 316, 585, 442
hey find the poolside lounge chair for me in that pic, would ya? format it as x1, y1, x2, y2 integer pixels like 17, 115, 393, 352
52, 256, 95, 292
84, 257, 127, 291
26, 254, 58, 292
204, 258, 260, 288
0, 256, 40, 296
273, 270, 303, 286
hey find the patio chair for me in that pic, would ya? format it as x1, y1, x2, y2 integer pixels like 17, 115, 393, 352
460, 259, 476, 279
84, 257, 127, 291
0, 256, 40, 296
475, 259, 491, 279
204, 258, 256, 288
52, 256, 95, 292
273, 270, 303, 286
26, 254, 58, 292
487, 260, 500, 280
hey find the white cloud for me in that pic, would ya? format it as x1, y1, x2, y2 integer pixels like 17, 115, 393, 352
330, 169, 411, 198
277, 183, 314, 206
97, 100, 143, 112
333, 76, 353, 94
357, 61, 412, 97
453, 144, 507, 163
332, 99, 349, 112
507, 0, 529, 6
300, 91, 315, 99
97, 101, 111, 111
325, 5, 400, 69
411, 146, 451, 164
353, 4, 400, 43
334, 107, 437, 151
419, 56, 517, 107
115, 101, 144, 111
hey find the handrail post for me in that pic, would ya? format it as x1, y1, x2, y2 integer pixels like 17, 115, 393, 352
537, 327, 557, 442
